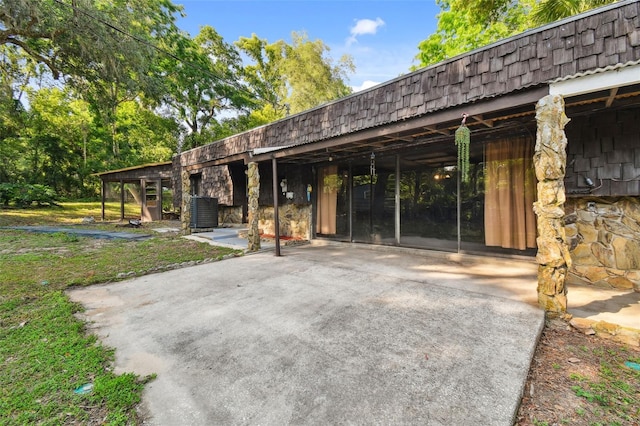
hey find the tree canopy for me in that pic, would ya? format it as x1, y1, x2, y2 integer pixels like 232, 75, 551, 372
0, 0, 181, 82
236, 31, 354, 123
0, 0, 355, 198
415, 0, 617, 68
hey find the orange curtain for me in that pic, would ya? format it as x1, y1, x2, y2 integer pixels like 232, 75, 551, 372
484, 137, 537, 250
316, 165, 338, 234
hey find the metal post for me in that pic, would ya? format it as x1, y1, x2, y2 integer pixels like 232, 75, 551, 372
272, 157, 281, 256
348, 162, 353, 243
457, 169, 461, 253
395, 154, 400, 245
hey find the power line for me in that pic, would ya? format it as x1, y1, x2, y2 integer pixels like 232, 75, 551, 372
51, 0, 249, 93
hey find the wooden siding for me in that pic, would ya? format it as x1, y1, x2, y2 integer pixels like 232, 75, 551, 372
566, 107, 640, 196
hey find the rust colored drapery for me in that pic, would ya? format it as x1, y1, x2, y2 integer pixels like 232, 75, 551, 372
316, 165, 338, 234
484, 137, 537, 250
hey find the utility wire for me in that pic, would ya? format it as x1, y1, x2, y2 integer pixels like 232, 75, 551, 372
51, 0, 249, 93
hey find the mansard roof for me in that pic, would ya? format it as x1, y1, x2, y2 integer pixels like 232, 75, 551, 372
180, 0, 640, 168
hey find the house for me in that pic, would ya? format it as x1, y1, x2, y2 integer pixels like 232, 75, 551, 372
173, 0, 640, 311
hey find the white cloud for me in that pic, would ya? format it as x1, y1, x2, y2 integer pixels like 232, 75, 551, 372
347, 17, 385, 46
351, 80, 381, 92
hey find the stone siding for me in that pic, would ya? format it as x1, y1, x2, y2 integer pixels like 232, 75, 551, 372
566, 197, 640, 292
258, 204, 311, 240
218, 206, 243, 225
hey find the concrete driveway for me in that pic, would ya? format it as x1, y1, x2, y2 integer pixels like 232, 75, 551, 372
68, 242, 544, 425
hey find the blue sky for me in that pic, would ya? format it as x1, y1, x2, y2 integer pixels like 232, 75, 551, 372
173, 0, 441, 91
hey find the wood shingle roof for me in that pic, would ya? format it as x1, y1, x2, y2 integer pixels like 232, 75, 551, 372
180, 0, 640, 168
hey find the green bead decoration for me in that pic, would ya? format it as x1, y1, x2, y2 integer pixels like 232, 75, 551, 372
455, 124, 471, 183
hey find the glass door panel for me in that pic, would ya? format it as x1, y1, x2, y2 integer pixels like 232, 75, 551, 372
317, 164, 350, 239
399, 164, 458, 251
351, 157, 395, 244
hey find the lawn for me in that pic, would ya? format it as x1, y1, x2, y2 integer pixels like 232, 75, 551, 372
0, 202, 241, 425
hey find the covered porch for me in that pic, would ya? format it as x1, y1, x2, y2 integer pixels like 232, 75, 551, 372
95, 162, 174, 222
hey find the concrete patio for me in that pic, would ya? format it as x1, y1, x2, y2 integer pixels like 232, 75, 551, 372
68, 243, 546, 425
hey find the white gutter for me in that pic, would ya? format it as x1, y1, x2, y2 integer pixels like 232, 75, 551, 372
549, 61, 640, 97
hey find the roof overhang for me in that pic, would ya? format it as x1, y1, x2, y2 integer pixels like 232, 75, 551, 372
95, 161, 173, 183
246, 86, 550, 165
550, 61, 640, 98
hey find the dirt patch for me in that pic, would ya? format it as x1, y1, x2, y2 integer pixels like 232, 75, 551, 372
516, 318, 640, 425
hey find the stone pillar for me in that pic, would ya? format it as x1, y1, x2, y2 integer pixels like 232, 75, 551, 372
533, 94, 572, 314
181, 169, 191, 235
247, 162, 261, 251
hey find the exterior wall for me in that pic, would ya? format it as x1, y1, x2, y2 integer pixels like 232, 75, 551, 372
565, 106, 640, 292
257, 163, 314, 206
565, 108, 640, 197
218, 205, 243, 224
176, 1, 638, 171
566, 197, 640, 292
258, 204, 311, 240
198, 166, 233, 205
173, 163, 234, 208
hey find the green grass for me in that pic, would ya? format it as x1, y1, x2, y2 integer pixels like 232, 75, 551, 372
0, 201, 142, 226
568, 346, 640, 423
0, 202, 241, 424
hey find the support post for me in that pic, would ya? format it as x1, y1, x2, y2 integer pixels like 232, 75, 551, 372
140, 179, 147, 221
533, 94, 572, 314
181, 170, 191, 235
395, 154, 400, 245
101, 180, 106, 221
272, 157, 281, 256
247, 162, 261, 251
120, 179, 125, 220
457, 167, 461, 253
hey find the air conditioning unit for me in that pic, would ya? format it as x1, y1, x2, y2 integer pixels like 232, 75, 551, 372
190, 196, 218, 230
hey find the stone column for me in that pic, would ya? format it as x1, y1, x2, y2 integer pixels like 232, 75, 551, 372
181, 169, 191, 235
533, 94, 572, 314
247, 162, 261, 251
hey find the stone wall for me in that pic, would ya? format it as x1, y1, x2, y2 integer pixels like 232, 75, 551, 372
566, 197, 640, 292
258, 204, 311, 240
218, 206, 243, 225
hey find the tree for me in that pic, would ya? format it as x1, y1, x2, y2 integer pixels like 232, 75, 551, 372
284, 32, 354, 114
415, 0, 534, 67
0, 0, 182, 83
27, 87, 86, 196
532, 0, 615, 25
113, 100, 177, 166
235, 34, 288, 120
415, 0, 615, 68
0, 44, 30, 183
236, 31, 354, 123
160, 25, 253, 151
1, 0, 186, 158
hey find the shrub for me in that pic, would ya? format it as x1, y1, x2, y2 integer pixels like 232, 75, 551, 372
0, 183, 60, 207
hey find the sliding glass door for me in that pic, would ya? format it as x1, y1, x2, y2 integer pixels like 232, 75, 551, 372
315, 136, 537, 256
350, 157, 395, 243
